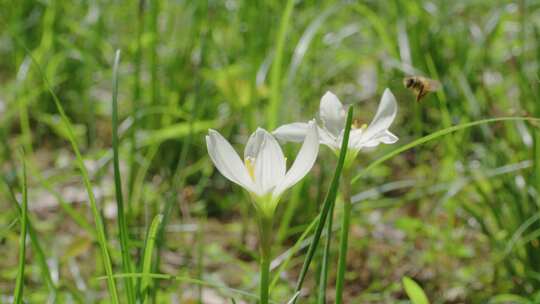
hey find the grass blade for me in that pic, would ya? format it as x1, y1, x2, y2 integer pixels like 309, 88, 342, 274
13, 155, 28, 304
267, 0, 295, 129
269, 214, 318, 291
150, 0, 160, 127
128, 0, 145, 208
138, 214, 163, 302
18, 41, 120, 303
2, 177, 57, 298
111, 49, 136, 304
317, 200, 334, 304
29, 164, 96, 239
402, 276, 430, 304
287, 292, 301, 304
335, 168, 353, 304
352, 117, 540, 184
16, 63, 33, 155
292, 106, 354, 303
352, 3, 398, 58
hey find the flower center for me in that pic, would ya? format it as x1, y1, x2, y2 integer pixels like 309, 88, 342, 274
352, 119, 368, 130
245, 157, 256, 181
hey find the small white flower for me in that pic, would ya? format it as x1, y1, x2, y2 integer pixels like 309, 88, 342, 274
206, 121, 319, 213
273, 89, 398, 153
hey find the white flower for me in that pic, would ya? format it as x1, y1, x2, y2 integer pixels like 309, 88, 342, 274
206, 121, 319, 213
273, 89, 398, 153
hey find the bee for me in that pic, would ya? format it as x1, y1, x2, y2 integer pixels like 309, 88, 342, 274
403, 76, 441, 102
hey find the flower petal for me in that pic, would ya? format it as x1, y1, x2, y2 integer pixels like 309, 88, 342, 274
361, 88, 397, 141
251, 129, 286, 194
361, 130, 398, 148
206, 130, 256, 193
273, 120, 319, 198
273, 122, 310, 143
319, 91, 347, 137
273, 121, 339, 150
318, 126, 339, 150
348, 128, 365, 149
245, 128, 265, 160
379, 130, 398, 144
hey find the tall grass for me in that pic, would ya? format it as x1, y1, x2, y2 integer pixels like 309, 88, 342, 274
20, 43, 120, 303
3, 176, 57, 299
138, 214, 163, 302
267, 0, 295, 129
111, 50, 135, 304
13, 155, 28, 304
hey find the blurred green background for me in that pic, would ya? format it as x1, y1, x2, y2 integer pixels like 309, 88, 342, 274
1, 0, 540, 303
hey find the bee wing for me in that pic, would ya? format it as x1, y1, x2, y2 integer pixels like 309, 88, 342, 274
424, 78, 441, 91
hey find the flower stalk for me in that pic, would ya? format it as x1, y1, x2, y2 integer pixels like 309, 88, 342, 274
335, 168, 353, 304
317, 197, 335, 304
257, 212, 273, 304
291, 106, 354, 304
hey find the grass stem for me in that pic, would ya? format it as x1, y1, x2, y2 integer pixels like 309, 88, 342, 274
260, 252, 271, 304
139, 214, 163, 302
335, 170, 352, 304
20, 42, 120, 303
268, 0, 294, 129
3, 176, 57, 298
128, 0, 145, 210
292, 106, 353, 303
112, 50, 136, 304
13, 154, 28, 304
317, 199, 335, 304
257, 214, 273, 304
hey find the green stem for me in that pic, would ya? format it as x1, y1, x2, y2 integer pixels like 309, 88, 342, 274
260, 252, 270, 304
14, 156, 28, 304
268, 0, 294, 129
128, 0, 145, 210
139, 214, 163, 303
112, 50, 136, 304
196, 215, 206, 304
150, 0, 160, 127
2, 176, 57, 297
335, 170, 352, 304
292, 107, 354, 304
317, 199, 335, 304
257, 214, 273, 304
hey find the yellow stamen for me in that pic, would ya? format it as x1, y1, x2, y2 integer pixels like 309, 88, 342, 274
352, 119, 368, 131
245, 157, 256, 181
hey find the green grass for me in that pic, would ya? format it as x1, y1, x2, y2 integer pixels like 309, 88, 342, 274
111, 49, 136, 304
138, 214, 163, 302
20, 41, 120, 303
293, 106, 353, 303
1, 0, 540, 302
13, 154, 28, 304
267, 0, 295, 130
